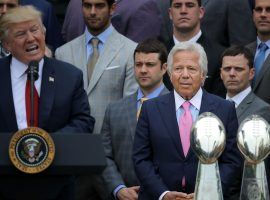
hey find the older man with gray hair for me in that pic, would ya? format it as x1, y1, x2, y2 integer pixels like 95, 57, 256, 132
133, 42, 243, 200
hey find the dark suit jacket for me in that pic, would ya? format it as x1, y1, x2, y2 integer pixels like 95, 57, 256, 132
247, 41, 270, 104
101, 87, 169, 195
163, 34, 226, 97
133, 90, 242, 200
0, 56, 95, 199
111, 0, 162, 43
20, 0, 64, 51
201, 0, 256, 48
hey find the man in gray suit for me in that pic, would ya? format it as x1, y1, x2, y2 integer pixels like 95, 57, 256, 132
101, 39, 169, 200
247, 0, 270, 105
221, 45, 270, 198
55, 0, 137, 135
55, 0, 137, 199
220, 45, 270, 124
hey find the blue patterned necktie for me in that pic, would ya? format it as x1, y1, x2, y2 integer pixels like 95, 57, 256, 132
254, 43, 268, 84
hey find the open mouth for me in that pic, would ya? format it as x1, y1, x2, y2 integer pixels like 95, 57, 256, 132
26, 45, 38, 52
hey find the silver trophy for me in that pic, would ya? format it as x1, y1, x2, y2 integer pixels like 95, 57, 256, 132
191, 112, 226, 200
237, 115, 270, 200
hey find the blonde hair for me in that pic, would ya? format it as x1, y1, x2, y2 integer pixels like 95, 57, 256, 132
0, 5, 45, 41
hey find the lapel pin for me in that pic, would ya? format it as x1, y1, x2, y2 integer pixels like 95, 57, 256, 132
49, 77, 54, 82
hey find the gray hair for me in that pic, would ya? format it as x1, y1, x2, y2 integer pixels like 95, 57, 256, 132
167, 42, 208, 78
0, 5, 45, 41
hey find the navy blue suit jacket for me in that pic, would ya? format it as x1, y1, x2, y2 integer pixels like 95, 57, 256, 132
0, 56, 94, 199
133, 91, 242, 200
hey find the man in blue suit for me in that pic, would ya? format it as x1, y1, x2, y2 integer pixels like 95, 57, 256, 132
133, 42, 243, 200
0, 6, 94, 199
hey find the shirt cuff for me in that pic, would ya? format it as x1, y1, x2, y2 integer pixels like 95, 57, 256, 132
113, 184, 126, 199
159, 191, 170, 200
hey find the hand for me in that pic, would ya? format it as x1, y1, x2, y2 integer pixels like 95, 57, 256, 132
163, 191, 189, 200
116, 186, 140, 200
176, 193, 194, 200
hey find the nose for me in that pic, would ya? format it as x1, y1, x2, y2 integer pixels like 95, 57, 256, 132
181, 67, 190, 78
1, 4, 7, 15
180, 5, 188, 13
26, 31, 35, 42
140, 64, 148, 73
229, 68, 236, 76
90, 6, 96, 15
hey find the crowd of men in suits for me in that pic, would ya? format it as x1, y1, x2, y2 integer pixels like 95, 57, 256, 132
0, 0, 270, 199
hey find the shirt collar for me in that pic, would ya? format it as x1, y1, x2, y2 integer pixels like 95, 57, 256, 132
226, 86, 251, 108
173, 30, 202, 44
137, 84, 165, 101
85, 24, 113, 46
256, 37, 270, 50
174, 87, 202, 111
10, 56, 44, 79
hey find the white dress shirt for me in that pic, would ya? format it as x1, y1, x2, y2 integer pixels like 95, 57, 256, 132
226, 86, 251, 108
11, 57, 43, 130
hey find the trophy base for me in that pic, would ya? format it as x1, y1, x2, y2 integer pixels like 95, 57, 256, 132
240, 161, 269, 200
194, 161, 223, 200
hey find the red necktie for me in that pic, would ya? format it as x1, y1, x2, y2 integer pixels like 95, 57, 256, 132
25, 79, 39, 127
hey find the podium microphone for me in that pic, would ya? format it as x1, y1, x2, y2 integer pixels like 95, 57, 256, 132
27, 60, 39, 127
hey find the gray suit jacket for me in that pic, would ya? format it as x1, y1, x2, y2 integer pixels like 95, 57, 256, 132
201, 0, 256, 48
55, 27, 138, 134
101, 87, 169, 195
247, 41, 270, 104
237, 91, 270, 124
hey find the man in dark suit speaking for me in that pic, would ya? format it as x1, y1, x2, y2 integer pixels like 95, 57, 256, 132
0, 5, 95, 199
133, 42, 243, 200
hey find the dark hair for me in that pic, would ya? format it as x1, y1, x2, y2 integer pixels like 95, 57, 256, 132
82, 0, 115, 7
222, 45, 254, 69
134, 38, 168, 66
170, 0, 201, 7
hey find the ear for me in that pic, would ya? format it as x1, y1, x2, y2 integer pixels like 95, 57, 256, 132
162, 63, 168, 75
110, 3, 116, 16
249, 67, 255, 81
199, 7, 205, 20
2, 40, 11, 53
169, 7, 173, 20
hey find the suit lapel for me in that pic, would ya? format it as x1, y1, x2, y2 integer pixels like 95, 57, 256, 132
158, 93, 184, 157
87, 29, 123, 94
73, 35, 88, 90
254, 54, 270, 90
0, 56, 18, 131
236, 92, 253, 119
124, 93, 137, 140
199, 90, 217, 114
39, 57, 55, 129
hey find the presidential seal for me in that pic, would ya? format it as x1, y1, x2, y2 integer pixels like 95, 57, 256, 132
9, 127, 55, 174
